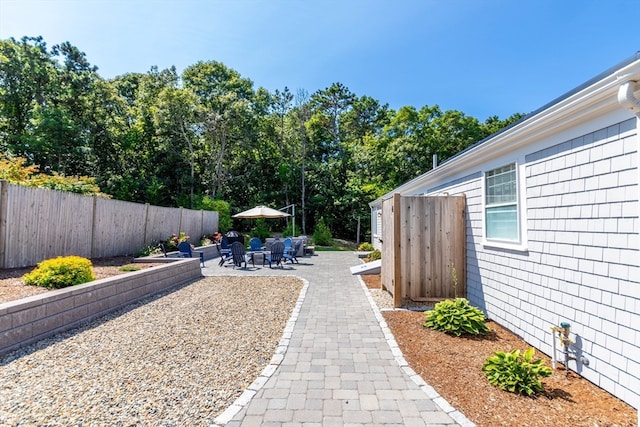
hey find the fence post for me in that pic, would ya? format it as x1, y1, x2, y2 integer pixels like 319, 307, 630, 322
90, 195, 97, 258
0, 180, 7, 268
392, 193, 402, 308
143, 203, 150, 245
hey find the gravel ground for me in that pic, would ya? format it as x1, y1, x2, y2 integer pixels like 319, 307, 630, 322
0, 276, 303, 426
367, 287, 394, 310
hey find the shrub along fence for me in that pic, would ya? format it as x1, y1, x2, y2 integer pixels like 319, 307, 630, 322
0, 180, 219, 268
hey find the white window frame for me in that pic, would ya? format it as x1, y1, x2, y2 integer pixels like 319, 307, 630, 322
482, 160, 528, 251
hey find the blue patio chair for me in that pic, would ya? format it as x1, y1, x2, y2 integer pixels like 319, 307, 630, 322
283, 239, 301, 264
220, 236, 231, 253
249, 237, 264, 251
230, 241, 249, 269
264, 241, 285, 269
178, 241, 205, 267
283, 237, 293, 255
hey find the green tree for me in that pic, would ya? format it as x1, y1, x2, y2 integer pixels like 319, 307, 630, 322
183, 61, 257, 200
306, 83, 355, 236
0, 36, 57, 157
153, 85, 199, 207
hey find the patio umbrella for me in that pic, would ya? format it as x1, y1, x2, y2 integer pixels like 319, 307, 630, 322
232, 205, 291, 219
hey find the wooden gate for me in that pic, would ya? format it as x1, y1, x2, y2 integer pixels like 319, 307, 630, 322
381, 194, 466, 307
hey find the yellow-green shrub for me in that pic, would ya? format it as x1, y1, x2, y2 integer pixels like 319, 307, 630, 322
358, 242, 374, 251
23, 256, 96, 289
368, 249, 381, 261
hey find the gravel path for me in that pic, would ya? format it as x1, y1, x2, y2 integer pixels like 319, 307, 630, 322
0, 276, 303, 426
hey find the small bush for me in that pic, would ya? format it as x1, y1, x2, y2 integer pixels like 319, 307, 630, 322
423, 298, 489, 336
251, 219, 271, 240
23, 256, 95, 289
166, 231, 189, 251
367, 249, 381, 261
313, 217, 333, 246
119, 265, 141, 272
136, 243, 160, 257
482, 348, 552, 396
281, 222, 296, 238
358, 242, 374, 251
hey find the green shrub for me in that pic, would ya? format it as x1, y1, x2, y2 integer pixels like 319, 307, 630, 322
482, 348, 552, 396
166, 231, 189, 251
209, 199, 232, 232
368, 249, 381, 260
313, 217, 333, 246
281, 222, 296, 238
423, 298, 489, 336
135, 243, 160, 257
358, 242, 374, 251
119, 265, 141, 272
23, 256, 95, 289
251, 218, 272, 240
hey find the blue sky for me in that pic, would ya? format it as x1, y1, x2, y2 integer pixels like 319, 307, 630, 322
1, 0, 639, 120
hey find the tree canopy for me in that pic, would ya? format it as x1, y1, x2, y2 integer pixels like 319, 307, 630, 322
0, 36, 524, 240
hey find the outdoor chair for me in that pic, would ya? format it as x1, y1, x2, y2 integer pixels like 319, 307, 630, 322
220, 236, 231, 254
178, 241, 205, 267
159, 242, 169, 257
230, 241, 249, 269
264, 241, 285, 269
283, 240, 301, 264
249, 237, 264, 251
215, 242, 233, 266
283, 237, 293, 255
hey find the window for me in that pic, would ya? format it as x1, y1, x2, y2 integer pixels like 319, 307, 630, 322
485, 163, 519, 241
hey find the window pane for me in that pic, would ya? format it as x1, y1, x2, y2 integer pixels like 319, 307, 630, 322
486, 205, 518, 240
486, 163, 516, 205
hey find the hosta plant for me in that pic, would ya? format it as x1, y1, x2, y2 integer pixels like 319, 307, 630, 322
423, 298, 489, 336
23, 256, 95, 289
482, 347, 553, 396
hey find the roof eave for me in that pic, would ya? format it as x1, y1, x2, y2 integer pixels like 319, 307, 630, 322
370, 54, 640, 208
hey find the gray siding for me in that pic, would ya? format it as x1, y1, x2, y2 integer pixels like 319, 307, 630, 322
429, 119, 639, 408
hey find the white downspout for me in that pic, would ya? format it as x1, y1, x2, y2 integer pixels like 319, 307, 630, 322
617, 80, 640, 117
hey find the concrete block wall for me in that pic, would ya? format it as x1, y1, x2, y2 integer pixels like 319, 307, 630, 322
427, 118, 639, 409
0, 258, 202, 356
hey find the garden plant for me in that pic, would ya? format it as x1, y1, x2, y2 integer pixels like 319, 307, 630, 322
423, 298, 490, 336
482, 347, 553, 396
22, 256, 96, 289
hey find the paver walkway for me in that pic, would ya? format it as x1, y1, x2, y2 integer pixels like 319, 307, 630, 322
202, 251, 473, 427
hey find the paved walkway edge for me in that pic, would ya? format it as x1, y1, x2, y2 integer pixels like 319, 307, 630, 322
212, 276, 310, 426
212, 270, 476, 427
357, 275, 476, 427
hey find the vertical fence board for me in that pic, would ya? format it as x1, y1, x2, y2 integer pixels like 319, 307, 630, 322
0, 181, 219, 268
92, 198, 147, 258
202, 211, 219, 235
381, 197, 395, 294
179, 210, 205, 242
146, 206, 182, 245
0, 181, 8, 268
380, 194, 466, 305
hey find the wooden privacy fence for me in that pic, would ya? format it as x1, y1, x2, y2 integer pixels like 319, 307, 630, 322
381, 193, 466, 307
0, 180, 219, 268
